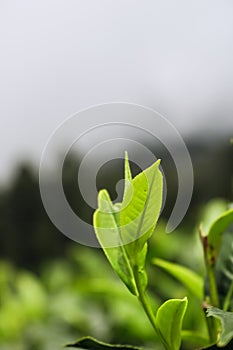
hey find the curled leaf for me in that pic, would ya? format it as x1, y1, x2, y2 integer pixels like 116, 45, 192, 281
155, 297, 188, 350
207, 306, 233, 347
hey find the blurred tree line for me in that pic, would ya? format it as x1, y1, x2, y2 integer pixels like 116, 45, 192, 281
0, 137, 232, 271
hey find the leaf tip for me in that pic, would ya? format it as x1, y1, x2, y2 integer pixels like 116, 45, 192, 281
98, 188, 110, 201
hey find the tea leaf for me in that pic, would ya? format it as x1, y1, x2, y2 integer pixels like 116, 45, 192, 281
152, 258, 203, 299
93, 190, 138, 295
201, 207, 233, 267
94, 155, 163, 296
155, 297, 188, 350
124, 151, 132, 186
201, 199, 228, 236
208, 208, 233, 259
207, 306, 233, 346
120, 158, 162, 293
120, 159, 162, 259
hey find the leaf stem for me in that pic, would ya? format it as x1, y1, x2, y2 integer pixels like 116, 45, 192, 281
199, 227, 219, 307
206, 262, 219, 307
133, 266, 158, 334
205, 257, 220, 343
199, 227, 220, 343
223, 279, 233, 311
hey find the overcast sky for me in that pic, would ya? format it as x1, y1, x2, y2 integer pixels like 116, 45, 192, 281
1, 0, 233, 182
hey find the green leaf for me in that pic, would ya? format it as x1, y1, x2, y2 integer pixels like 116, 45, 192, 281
94, 155, 163, 296
66, 336, 142, 349
120, 161, 163, 257
124, 151, 133, 188
201, 199, 228, 236
207, 306, 233, 346
93, 189, 138, 295
155, 297, 188, 350
152, 258, 203, 299
120, 159, 163, 252
120, 157, 162, 293
208, 208, 233, 259
201, 206, 233, 267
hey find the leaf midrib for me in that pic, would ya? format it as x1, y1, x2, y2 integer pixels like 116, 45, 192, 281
135, 168, 158, 245
105, 197, 138, 295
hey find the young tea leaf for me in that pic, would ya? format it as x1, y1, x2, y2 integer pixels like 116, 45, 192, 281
207, 306, 233, 347
208, 208, 233, 259
120, 159, 163, 255
152, 258, 203, 299
120, 157, 163, 293
201, 207, 233, 268
201, 199, 228, 236
66, 336, 142, 349
155, 297, 188, 350
124, 151, 133, 187
93, 189, 138, 295
94, 155, 163, 296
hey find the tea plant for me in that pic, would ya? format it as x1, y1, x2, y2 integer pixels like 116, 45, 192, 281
68, 153, 233, 350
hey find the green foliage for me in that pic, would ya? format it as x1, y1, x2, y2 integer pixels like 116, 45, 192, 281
0, 264, 47, 340
92, 153, 233, 349
94, 154, 189, 350
1, 150, 233, 350
94, 153, 162, 297
155, 298, 188, 350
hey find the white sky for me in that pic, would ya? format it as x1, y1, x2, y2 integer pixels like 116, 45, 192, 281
1, 0, 233, 182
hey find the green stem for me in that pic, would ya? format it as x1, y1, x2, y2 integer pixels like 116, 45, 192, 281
199, 228, 219, 307
205, 259, 220, 343
223, 279, 233, 311
134, 268, 170, 350
133, 266, 158, 334
199, 228, 219, 343
206, 261, 219, 307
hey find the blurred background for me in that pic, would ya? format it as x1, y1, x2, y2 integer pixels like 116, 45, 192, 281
0, 1, 233, 349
